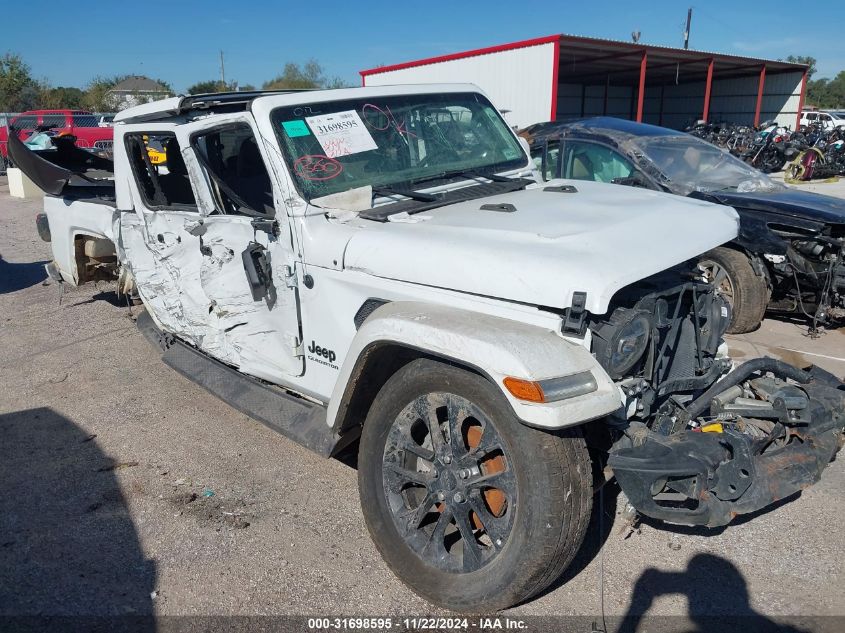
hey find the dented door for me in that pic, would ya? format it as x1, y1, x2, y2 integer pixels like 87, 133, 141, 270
174, 115, 305, 381
117, 127, 213, 349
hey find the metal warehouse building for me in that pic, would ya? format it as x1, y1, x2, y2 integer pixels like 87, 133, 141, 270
360, 34, 808, 131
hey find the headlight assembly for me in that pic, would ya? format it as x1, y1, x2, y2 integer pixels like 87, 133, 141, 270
591, 309, 652, 379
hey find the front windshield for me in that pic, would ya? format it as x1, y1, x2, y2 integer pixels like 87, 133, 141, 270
270, 92, 526, 200
633, 134, 785, 195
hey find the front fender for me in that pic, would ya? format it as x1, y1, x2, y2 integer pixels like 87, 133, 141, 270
327, 301, 621, 431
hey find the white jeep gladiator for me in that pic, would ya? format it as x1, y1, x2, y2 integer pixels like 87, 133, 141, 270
11, 84, 845, 612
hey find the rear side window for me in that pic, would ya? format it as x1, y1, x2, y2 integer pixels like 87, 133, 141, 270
124, 132, 197, 209
10, 115, 37, 131
41, 114, 68, 129
806, 113, 818, 121
72, 114, 99, 128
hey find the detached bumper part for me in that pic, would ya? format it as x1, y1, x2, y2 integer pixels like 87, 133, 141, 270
609, 366, 845, 527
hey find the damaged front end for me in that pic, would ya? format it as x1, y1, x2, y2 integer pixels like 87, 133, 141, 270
597, 269, 845, 527
765, 221, 845, 328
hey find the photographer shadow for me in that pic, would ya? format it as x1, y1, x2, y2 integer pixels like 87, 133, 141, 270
617, 553, 808, 633
0, 407, 156, 627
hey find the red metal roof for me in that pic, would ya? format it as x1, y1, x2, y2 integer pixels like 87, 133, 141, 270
359, 33, 807, 84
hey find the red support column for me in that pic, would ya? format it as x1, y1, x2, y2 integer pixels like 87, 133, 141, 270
753, 65, 766, 127
636, 50, 647, 122
550, 39, 560, 121
702, 58, 714, 121
796, 70, 808, 129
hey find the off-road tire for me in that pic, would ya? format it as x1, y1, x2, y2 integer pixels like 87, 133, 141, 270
357, 358, 592, 612
700, 246, 768, 334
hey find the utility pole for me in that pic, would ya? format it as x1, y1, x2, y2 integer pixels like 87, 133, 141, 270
683, 8, 693, 49
219, 50, 226, 89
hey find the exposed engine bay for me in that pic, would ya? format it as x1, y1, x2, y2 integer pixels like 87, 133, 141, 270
764, 222, 845, 330
593, 268, 845, 527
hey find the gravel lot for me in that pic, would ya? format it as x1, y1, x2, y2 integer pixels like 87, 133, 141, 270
1, 176, 843, 630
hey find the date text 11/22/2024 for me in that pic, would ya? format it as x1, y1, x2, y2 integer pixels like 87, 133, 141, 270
306, 617, 529, 630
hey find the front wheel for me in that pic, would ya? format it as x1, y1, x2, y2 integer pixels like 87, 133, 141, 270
357, 359, 592, 612
699, 247, 769, 334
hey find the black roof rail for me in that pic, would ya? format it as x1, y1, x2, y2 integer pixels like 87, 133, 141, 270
176, 89, 315, 114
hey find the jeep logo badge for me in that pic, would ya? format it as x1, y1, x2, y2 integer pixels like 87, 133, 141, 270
307, 340, 338, 369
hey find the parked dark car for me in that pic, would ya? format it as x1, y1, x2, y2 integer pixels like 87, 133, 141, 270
523, 117, 845, 334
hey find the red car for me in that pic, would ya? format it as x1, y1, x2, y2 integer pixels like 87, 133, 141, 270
1, 110, 113, 161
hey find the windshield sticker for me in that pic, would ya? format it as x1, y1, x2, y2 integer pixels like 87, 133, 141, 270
282, 119, 311, 137
502, 148, 519, 160
294, 155, 344, 181
305, 110, 377, 158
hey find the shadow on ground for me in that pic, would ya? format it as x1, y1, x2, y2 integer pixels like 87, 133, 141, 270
0, 256, 47, 294
616, 553, 811, 633
0, 407, 156, 625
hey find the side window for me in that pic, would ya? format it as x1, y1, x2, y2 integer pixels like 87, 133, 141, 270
72, 114, 99, 128
41, 114, 67, 129
820, 114, 832, 122
124, 132, 197, 209
806, 113, 818, 121
10, 115, 37, 131
531, 141, 560, 181
562, 141, 634, 183
192, 123, 274, 217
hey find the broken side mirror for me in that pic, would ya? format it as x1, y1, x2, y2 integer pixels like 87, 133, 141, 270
242, 242, 277, 308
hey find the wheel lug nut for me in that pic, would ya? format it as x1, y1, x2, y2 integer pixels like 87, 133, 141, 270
453, 492, 465, 503
437, 492, 446, 502
431, 470, 439, 479
443, 456, 452, 464
495, 538, 503, 547
459, 469, 469, 479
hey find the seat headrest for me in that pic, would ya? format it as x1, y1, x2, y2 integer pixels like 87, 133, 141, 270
164, 137, 187, 176
237, 137, 264, 177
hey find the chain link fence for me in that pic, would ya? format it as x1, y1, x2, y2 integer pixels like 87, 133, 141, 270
0, 113, 21, 174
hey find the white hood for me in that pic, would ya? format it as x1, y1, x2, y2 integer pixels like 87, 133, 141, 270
343, 179, 739, 315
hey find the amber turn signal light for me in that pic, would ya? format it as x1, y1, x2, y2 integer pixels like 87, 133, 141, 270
503, 371, 599, 404
503, 377, 545, 403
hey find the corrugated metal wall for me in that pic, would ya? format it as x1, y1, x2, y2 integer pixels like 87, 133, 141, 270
362, 43, 556, 130
553, 70, 804, 130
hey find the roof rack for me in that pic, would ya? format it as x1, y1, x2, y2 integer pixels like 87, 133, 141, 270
114, 89, 315, 124
175, 89, 314, 114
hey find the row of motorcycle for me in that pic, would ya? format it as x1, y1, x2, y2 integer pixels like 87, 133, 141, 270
686, 119, 845, 181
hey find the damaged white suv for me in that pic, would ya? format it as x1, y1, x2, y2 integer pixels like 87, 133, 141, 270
12, 85, 845, 612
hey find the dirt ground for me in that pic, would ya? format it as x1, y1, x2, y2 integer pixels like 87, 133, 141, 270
1, 177, 843, 630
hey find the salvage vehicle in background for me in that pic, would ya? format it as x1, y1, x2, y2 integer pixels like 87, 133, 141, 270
10, 86, 845, 612
524, 117, 845, 334
0, 109, 114, 165
799, 110, 845, 131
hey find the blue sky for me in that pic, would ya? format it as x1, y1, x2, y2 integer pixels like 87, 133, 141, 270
6, 1, 844, 91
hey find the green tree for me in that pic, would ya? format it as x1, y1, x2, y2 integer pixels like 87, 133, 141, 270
0, 52, 40, 111
807, 71, 845, 109
83, 75, 126, 111
262, 60, 348, 90
785, 55, 817, 78
187, 79, 228, 94
39, 86, 86, 109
